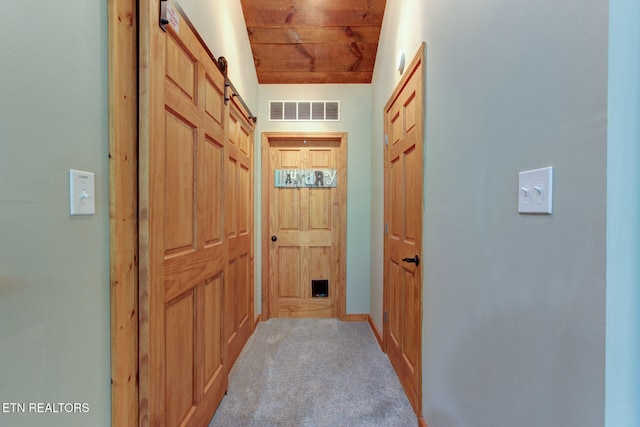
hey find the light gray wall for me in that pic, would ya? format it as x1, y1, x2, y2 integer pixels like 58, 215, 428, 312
0, 1, 110, 426
606, 0, 640, 425
372, 1, 608, 426
178, 0, 259, 112
256, 85, 372, 315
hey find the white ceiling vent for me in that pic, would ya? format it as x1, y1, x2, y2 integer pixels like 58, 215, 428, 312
269, 101, 340, 121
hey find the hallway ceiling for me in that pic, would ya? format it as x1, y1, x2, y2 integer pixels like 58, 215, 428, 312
240, 0, 387, 84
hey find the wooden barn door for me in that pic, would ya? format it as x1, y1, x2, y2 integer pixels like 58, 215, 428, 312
138, 1, 228, 425
384, 44, 425, 419
224, 101, 255, 368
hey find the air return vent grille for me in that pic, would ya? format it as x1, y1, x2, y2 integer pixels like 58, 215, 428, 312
269, 101, 340, 121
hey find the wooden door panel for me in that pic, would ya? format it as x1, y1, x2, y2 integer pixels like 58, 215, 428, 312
276, 231, 332, 247
235, 253, 250, 328
229, 235, 251, 260
164, 111, 195, 254
388, 260, 403, 348
309, 148, 331, 167
390, 108, 402, 146
164, 249, 223, 302
280, 148, 302, 165
203, 275, 223, 388
309, 147, 333, 230
278, 246, 301, 298
309, 247, 331, 286
278, 149, 304, 232
404, 144, 420, 244
139, 1, 254, 425
310, 189, 330, 229
224, 102, 255, 369
161, 24, 206, 426
226, 158, 238, 237
238, 164, 250, 234
165, 33, 196, 100
262, 133, 346, 321
224, 256, 253, 367
229, 115, 251, 156
279, 188, 300, 229
267, 140, 344, 319
204, 76, 224, 126
389, 155, 402, 240
403, 268, 420, 371
404, 91, 417, 133
228, 115, 239, 147
224, 260, 237, 346
384, 44, 425, 419
165, 292, 195, 427
239, 123, 250, 156
199, 135, 224, 247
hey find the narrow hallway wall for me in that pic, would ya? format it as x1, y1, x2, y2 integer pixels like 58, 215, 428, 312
371, 1, 608, 426
0, 2, 110, 426
178, 0, 259, 111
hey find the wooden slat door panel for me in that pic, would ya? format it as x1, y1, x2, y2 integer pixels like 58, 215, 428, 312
139, 1, 232, 425
384, 44, 425, 419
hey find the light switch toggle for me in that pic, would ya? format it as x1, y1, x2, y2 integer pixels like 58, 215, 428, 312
518, 166, 553, 214
70, 169, 96, 216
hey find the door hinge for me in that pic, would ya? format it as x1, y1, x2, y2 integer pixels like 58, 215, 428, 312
384, 134, 389, 146
384, 311, 388, 323
384, 223, 388, 235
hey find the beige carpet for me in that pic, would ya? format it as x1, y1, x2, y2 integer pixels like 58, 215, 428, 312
208, 318, 416, 427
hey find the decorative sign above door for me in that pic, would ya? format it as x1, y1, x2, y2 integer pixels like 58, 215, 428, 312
274, 169, 337, 188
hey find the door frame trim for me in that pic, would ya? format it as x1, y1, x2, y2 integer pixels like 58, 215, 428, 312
108, 0, 138, 425
261, 132, 348, 321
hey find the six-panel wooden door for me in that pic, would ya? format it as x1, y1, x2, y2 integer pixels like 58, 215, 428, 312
224, 101, 254, 367
262, 134, 347, 320
384, 44, 425, 419
138, 1, 254, 425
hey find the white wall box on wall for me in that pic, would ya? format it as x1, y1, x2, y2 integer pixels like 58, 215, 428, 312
518, 166, 553, 214
69, 169, 96, 215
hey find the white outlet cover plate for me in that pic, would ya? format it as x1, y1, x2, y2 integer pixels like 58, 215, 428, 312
518, 166, 553, 214
70, 169, 95, 215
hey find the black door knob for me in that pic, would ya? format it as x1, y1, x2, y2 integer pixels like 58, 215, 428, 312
271, 235, 278, 242
402, 255, 420, 266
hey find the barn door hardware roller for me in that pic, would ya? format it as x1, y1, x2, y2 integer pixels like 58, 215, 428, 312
160, 0, 178, 33
219, 57, 257, 124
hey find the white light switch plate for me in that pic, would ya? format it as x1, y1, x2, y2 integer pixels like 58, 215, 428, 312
518, 166, 553, 214
70, 169, 95, 215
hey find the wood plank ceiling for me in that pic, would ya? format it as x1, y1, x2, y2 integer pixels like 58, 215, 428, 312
240, 0, 387, 84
